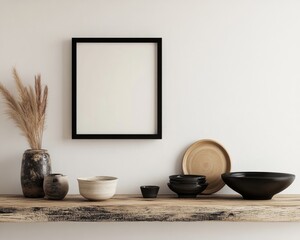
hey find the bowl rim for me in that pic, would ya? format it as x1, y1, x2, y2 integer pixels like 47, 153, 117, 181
169, 174, 206, 180
169, 181, 207, 186
169, 179, 206, 183
77, 176, 118, 182
168, 182, 208, 187
222, 172, 295, 179
140, 185, 160, 189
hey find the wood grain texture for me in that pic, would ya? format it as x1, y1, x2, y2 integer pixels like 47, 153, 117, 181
0, 194, 300, 222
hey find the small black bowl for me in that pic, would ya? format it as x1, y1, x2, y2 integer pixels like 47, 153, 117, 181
167, 182, 208, 198
140, 186, 160, 198
222, 172, 295, 200
169, 175, 206, 183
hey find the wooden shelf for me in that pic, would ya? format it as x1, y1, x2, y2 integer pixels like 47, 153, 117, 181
0, 194, 299, 222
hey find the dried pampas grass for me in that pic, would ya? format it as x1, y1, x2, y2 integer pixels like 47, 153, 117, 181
0, 68, 48, 149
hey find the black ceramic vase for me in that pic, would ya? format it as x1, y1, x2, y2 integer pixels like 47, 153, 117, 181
21, 149, 51, 198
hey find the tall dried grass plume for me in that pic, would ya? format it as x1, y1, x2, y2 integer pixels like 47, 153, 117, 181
0, 68, 48, 149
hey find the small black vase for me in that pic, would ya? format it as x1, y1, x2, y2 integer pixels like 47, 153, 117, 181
43, 174, 69, 200
21, 149, 51, 198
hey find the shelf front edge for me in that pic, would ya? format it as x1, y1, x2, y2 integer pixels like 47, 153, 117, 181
0, 194, 300, 222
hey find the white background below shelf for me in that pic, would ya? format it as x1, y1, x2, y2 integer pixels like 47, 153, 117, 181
0, 0, 300, 239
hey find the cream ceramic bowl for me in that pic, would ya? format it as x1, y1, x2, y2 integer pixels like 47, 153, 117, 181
77, 176, 118, 200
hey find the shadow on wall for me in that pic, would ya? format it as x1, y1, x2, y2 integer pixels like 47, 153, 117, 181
0, 99, 24, 194
0, 154, 22, 194
174, 141, 194, 174
61, 39, 72, 140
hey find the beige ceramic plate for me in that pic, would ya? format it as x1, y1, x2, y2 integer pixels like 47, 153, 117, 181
182, 139, 231, 194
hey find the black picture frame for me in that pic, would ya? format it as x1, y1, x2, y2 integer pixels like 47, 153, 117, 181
72, 38, 162, 139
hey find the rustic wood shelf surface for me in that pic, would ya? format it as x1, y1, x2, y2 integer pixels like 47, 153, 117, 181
0, 194, 300, 222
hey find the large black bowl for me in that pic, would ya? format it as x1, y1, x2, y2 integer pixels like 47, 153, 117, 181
167, 182, 208, 198
222, 172, 295, 200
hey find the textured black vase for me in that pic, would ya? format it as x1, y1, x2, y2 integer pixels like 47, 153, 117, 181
43, 174, 69, 200
21, 149, 51, 198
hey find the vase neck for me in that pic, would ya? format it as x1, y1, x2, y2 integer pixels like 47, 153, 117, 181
24, 149, 48, 154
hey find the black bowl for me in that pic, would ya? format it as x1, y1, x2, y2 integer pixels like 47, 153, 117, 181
222, 172, 295, 200
167, 182, 208, 198
169, 175, 206, 183
140, 186, 160, 198
168, 180, 207, 187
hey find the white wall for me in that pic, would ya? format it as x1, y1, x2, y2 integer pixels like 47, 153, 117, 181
0, 0, 300, 239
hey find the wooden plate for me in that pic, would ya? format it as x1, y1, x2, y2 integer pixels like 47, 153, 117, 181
182, 139, 231, 194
